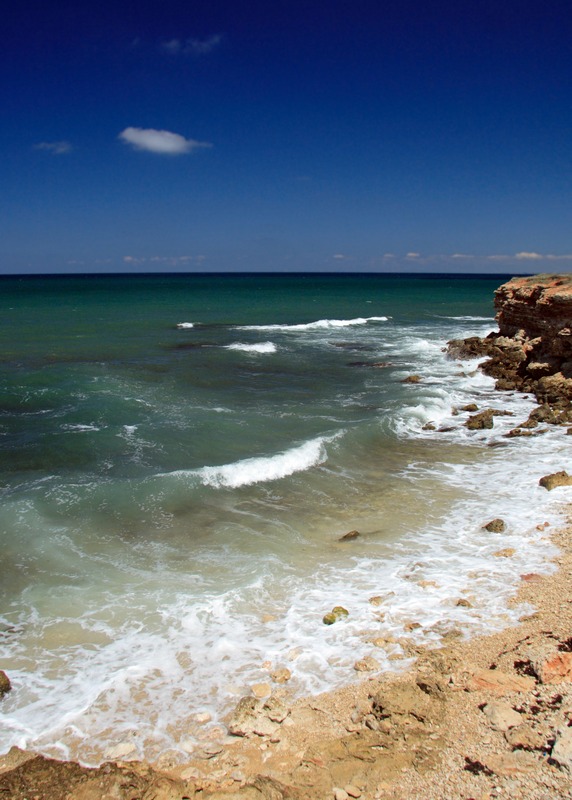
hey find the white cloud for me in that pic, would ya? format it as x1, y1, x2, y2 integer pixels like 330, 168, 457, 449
333, 253, 346, 260
118, 127, 212, 155
514, 251, 544, 260
34, 140, 72, 155
406, 252, 420, 259
451, 253, 475, 259
161, 34, 222, 56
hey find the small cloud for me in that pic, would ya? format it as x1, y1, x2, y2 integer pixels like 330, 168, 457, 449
34, 140, 72, 155
333, 254, 346, 260
118, 127, 212, 155
406, 252, 420, 259
451, 253, 474, 259
382, 253, 395, 259
161, 34, 222, 56
515, 251, 544, 260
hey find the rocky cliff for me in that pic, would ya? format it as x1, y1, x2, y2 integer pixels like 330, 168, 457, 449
448, 273, 572, 413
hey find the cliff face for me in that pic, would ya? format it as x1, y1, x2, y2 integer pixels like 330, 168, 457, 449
495, 274, 572, 349
448, 273, 572, 411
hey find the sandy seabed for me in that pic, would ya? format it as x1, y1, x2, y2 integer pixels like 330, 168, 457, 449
1, 505, 572, 800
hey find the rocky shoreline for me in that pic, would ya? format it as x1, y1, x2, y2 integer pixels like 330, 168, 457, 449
2, 273, 572, 799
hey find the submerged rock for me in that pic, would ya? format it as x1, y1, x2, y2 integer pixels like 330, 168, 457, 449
338, 530, 360, 541
401, 374, 421, 384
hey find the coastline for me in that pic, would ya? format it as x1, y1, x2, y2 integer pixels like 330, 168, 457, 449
2, 273, 572, 798
1, 511, 571, 798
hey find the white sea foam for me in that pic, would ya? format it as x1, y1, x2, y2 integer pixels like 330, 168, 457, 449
176, 322, 195, 329
236, 316, 388, 332
225, 341, 277, 354
168, 434, 341, 489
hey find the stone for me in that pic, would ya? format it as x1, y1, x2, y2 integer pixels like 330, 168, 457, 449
493, 548, 515, 557
483, 518, 506, 533
227, 696, 262, 736
194, 711, 212, 724
505, 722, 546, 750
270, 667, 291, 684
481, 751, 538, 776
466, 409, 494, 430
0, 670, 11, 698
536, 651, 572, 683
465, 668, 535, 695
323, 606, 349, 625
456, 599, 472, 608
263, 695, 289, 723
354, 656, 380, 672
103, 741, 137, 760
551, 726, 572, 774
344, 785, 362, 798
482, 701, 523, 731
334, 789, 349, 800
339, 530, 360, 541
539, 470, 572, 490
422, 422, 436, 430
251, 682, 272, 699
402, 374, 421, 383
461, 403, 479, 412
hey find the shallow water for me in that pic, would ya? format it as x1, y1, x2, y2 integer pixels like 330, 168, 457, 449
0, 273, 569, 764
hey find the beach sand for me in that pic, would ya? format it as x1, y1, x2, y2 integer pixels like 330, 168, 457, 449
1, 509, 572, 799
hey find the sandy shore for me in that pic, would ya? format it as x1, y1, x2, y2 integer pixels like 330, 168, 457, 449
1, 504, 572, 799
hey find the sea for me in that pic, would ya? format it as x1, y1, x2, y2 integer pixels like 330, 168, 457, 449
0, 272, 569, 765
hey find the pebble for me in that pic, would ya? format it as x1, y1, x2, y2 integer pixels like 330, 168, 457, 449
345, 785, 362, 798
333, 789, 349, 800
194, 712, 212, 724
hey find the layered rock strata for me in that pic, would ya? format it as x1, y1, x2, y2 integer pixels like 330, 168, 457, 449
448, 273, 572, 417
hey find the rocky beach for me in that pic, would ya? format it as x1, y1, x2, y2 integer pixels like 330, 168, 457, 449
2, 274, 572, 800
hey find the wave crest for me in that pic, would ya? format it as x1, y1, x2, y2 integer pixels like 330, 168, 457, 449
225, 342, 277, 354
236, 316, 388, 332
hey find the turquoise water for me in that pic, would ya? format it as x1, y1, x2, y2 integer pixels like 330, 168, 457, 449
0, 272, 565, 764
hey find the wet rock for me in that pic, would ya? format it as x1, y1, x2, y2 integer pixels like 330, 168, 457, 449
461, 403, 479, 412
483, 518, 506, 533
422, 422, 436, 430
456, 599, 472, 608
354, 656, 380, 672
482, 701, 523, 731
323, 606, 349, 625
270, 668, 291, 684
551, 726, 572, 774
227, 697, 262, 736
466, 409, 494, 429
339, 530, 360, 541
251, 682, 272, 699
104, 741, 137, 760
493, 548, 515, 557
0, 670, 12, 697
401, 374, 421, 384
539, 470, 572, 491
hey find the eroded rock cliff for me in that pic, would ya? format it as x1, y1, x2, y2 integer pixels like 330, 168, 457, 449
448, 273, 572, 412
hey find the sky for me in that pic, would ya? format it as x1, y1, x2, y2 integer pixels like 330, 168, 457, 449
1, 0, 571, 274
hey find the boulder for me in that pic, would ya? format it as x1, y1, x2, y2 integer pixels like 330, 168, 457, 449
401, 374, 421, 384
464, 668, 535, 695
324, 605, 349, 624
0, 670, 11, 698
353, 656, 380, 672
483, 518, 506, 533
539, 470, 572, 491
466, 409, 494, 430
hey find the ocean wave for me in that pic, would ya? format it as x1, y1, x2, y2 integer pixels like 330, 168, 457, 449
236, 316, 388, 332
168, 434, 341, 489
176, 322, 195, 329
225, 342, 277, 354
437, 315, 494, 321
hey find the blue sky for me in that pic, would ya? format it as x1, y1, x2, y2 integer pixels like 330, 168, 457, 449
2, 0, 571, 274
